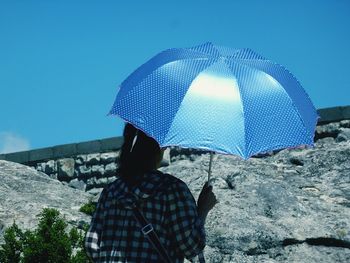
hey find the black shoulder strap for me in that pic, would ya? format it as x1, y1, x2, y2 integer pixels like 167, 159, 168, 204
131, 204, 173, 263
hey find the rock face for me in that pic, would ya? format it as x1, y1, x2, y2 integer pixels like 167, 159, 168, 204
160, 128, 350, 262
0, 121, 349, 262
0, 160, 91, 244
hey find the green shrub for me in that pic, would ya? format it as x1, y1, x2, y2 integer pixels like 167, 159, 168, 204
69, 225, 91, 263
79, 200, 97, 216
0, 222, 26, 263
0, 208, 92, 263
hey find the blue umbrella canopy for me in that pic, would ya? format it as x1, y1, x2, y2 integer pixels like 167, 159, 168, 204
109, 42, 318, 159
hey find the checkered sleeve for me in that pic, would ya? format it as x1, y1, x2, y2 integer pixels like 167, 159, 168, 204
84, 188, 107, 261
168, 180, 206, 260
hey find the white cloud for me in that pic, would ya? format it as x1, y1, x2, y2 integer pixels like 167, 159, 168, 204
0, 132, 31, 154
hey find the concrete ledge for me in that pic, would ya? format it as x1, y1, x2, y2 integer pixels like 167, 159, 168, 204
0, 105, 349, 164
100, 137, 123, 152
53, 144, 77, 159
29, 147, 54, 162
77, 140, 100, 154
0, 137, 123, 164
318, 105, 350, 124
0, 151, 30, 164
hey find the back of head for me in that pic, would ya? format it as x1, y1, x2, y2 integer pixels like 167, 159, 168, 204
118, 123, 161, 186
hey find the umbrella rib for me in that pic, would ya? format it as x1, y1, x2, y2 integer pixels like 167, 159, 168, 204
162, 59, 221, 146
221, 58, 248, 158
238, 59, 317, 144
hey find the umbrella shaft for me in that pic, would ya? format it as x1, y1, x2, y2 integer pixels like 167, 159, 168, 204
208, 152, 214, 183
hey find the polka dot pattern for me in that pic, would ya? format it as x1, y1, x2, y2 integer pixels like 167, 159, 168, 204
109, 43, 318, 159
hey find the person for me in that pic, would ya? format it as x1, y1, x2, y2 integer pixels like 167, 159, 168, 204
85, 123, 217, 262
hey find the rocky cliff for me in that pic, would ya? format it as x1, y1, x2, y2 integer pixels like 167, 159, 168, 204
164, 149, 349, 261
0, 120, 349, 262
162, 120, 350, 262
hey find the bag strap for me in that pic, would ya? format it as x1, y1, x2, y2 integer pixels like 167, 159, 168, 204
198, 252, 205, 263
131, 204, 173, 263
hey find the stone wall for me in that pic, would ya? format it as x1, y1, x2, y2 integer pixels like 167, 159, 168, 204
27, 149, 172, 194
34, 152, 119, 194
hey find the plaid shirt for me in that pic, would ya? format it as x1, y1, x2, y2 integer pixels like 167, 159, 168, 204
85, 170, 205, 263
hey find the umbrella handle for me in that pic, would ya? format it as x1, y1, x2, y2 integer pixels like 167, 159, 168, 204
208, 152, 214, 185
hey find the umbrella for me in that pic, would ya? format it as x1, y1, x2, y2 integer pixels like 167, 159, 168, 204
109, 42, 318, 179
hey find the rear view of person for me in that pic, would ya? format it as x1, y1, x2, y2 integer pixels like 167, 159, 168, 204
85, 123, 217, 262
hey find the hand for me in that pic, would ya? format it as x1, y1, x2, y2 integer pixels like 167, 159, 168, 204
197, 182, 217, 221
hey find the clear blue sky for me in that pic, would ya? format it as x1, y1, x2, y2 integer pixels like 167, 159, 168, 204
0, 0, 349, 153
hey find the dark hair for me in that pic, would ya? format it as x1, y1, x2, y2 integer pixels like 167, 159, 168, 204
117, 123, 161, 186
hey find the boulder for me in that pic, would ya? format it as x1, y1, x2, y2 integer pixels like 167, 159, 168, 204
336, 128, 350, 142
104, 162, 117, 177
75, 154, 87, 165
86, 177, 97, 191
101, 152, 118, 164
0, 160, 91, 244
315, 122, 340, 140
160, 148, 171, 167
91, 165, 105, 178
170, 147, 209, 162
76, 165, 92, 180
68, 179, 87, 191
160, 138, 350, 263
340, 120, 350, 128
86, 154, 100, 165
57, 158, 76, 182
86, 187, 104, 198
43, 160, 56, 174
